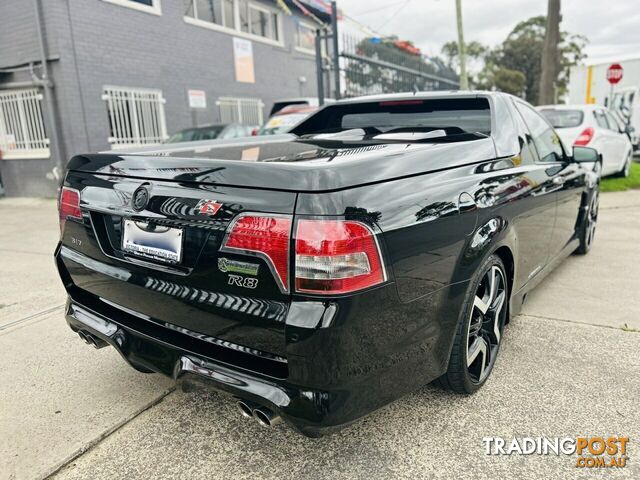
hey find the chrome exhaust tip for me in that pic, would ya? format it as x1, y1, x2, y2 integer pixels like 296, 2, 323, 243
253, 407, 281, 427
77, 331, 91, 345
77, 330, 108, 349
237, 401, 255, 418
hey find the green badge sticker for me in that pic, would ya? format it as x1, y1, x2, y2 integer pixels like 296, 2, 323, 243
218, 257, 260, 276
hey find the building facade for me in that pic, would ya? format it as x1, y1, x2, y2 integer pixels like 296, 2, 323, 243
0, 0, 328, 197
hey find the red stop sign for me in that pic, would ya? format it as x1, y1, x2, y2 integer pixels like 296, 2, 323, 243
607, 63, 624, 84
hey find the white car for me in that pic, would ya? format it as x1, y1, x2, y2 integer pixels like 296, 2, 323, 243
538, 104, 633, 177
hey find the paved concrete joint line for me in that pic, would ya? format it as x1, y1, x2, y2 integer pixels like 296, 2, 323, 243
525, 312, 640, 332
0, 304, 65, 332
42, 386, 176, 480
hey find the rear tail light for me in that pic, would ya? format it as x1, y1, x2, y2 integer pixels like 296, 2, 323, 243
574, 127, 594, 146
222, 214, 292, 292
294, 219, 386, 294
59, 187, 82, 234
221, 215, 387, 295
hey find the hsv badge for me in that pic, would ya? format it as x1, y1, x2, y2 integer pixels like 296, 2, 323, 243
196, 199, 222, 216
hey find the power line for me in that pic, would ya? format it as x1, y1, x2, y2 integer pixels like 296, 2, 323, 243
352, 0, 409, 16
376, 0, 412, 31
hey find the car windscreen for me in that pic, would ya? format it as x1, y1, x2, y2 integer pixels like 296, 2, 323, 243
538, 109, 584, 128
290, 98, 492, 137
167, 126, 226, 143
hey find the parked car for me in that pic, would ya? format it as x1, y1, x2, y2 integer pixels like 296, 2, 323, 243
610, 86, 639, 150
166, 123, 254, 143
538, 104, 633, 177
257, 105, 317, 135
268, 97, 333, 117
55, 91, 600, 437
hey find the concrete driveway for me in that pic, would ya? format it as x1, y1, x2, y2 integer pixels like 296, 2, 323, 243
1, 192, 638, 480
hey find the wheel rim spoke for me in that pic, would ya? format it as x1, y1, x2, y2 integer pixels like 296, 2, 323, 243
467, 263, 506, 384
467, 336, 488, 370
473, 295, 490, 315
491, 291, 506, 343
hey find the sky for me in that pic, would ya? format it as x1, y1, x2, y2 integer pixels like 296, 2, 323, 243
336, 0, 640, 65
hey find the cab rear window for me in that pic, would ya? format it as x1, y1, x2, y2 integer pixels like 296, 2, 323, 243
539, 109, 584, 128
290, 98, 491, 136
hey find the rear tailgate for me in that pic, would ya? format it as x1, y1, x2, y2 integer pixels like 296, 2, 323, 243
57, 168, 296, 361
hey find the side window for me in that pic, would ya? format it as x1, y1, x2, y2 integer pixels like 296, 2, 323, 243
514, 101, 565, 162
604, 111, 622, 132
219, 125, 241, 139
511, 102, 540, 166
594, 110, 610, 129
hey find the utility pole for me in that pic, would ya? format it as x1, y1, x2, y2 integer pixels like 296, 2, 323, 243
539, 0, 561, 105
455, 0, 468, 90
33, 0, 65, 182
331, 1, 341, 99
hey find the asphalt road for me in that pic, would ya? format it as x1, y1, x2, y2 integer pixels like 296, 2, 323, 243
1, 192, 638, 480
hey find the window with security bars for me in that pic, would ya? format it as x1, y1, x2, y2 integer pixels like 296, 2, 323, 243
102, 86, 168, 149
217, 97, 264, 125
0, 89, 49, 159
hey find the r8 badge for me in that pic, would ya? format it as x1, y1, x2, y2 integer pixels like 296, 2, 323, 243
228, 274, 258, 289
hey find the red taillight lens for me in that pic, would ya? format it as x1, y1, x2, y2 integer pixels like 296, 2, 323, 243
295, 219, 386, 294
59, 187, 82, 234
222, 214, 292, 291
574, 127, 594, 146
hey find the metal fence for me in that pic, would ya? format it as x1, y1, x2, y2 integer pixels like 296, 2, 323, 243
0, 88, 50, 159
217, 97, 265, 126
102, 86, 168, 149
340, 33, 459, 98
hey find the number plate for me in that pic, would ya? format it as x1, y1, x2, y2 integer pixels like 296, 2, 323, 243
122, 219, 183, 264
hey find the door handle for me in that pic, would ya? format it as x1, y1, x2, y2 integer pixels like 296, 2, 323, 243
552, 177, 565, 185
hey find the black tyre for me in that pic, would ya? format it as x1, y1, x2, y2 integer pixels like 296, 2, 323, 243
438, 254, 508, 394
575, 188, 599, 255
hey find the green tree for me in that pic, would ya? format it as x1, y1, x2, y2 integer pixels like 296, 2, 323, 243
441, 40, 487, 71
441, 15, 587, 103
486, 16, 587, 103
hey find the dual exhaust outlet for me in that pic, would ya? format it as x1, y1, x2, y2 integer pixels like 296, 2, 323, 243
237, 400, 281, 428
77, 330, 108, 349
77, 329, 280, 427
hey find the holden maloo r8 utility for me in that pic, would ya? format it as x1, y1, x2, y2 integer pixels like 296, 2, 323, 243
55, 92, 601, 437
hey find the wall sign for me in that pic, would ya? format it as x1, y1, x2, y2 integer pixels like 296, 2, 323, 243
187, 90, 207, 109
233, 37, 255, 84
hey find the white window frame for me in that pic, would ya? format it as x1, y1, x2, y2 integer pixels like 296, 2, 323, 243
295, 21, 317, 54
183, 0, 283, 47
0, 88, 50, 160
216, 96, 264, 125
101, 0, 162, 16
102, 86, 168, 149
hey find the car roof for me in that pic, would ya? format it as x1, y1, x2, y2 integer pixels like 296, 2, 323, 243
537, 104, 606, 112
180, 124, 229, 130
338, 90, 498, 104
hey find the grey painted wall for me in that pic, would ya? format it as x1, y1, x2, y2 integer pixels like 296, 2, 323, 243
0, 0, 320, 197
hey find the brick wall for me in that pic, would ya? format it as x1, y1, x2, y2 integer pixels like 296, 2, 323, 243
0, 0, 321, 196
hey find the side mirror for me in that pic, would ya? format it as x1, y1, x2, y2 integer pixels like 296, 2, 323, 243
572, 146, 601, 163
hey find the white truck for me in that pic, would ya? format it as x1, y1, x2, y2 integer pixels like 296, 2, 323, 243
568, 57, 640, 150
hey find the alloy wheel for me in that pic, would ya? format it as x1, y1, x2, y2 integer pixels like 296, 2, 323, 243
466, 265, 506, 384
585, 191, 599, 249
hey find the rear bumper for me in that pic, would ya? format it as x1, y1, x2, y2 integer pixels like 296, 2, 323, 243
56, 242, 461, 435
64, 297, 338, 436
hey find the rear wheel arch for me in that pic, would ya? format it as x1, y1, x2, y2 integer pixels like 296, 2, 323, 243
493, 246, 514, 302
